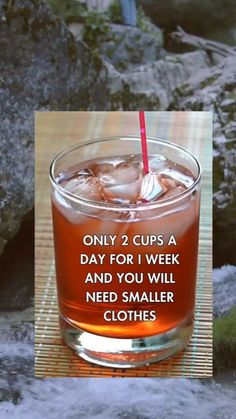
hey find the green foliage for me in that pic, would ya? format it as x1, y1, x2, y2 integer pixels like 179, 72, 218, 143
83, 10, 110, 49
47, 0, 110, 49
137, 6, 153, 33
47, 0, 153, 33
46, 0, 156, 50
107, 0, 122, 24
214, 306, 236, 343
214, 306, 236, 371
47, 0, 86, 23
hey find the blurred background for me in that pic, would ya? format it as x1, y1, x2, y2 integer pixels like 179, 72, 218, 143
0, 0, 235, 417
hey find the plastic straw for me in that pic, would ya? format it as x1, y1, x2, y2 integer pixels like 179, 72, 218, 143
139, 111, 149, 174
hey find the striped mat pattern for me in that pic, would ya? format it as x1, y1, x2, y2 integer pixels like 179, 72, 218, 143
35, 111, 212, 377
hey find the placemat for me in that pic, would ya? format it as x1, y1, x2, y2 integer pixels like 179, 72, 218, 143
35, 111, 212, 377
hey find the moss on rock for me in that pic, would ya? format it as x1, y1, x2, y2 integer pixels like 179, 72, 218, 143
214, 306, 236, 372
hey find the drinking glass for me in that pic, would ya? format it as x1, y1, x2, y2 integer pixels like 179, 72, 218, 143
49, 136, 202, 367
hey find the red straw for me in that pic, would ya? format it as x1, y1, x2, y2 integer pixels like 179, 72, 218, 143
139, 111, 149, 174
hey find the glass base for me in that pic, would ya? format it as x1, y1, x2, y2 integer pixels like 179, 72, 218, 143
60, 315, 193, 368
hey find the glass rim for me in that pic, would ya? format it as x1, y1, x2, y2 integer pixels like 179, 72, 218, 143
49, 136, 202, 212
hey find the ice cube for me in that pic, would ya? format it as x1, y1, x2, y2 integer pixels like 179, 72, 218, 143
53, 169, 105, 223
129, 154, 143, 163
140, 173, 165, 202
149, 155, 167, 172
130, 154, 167, 173
91, 157, 125, 178
159, 168, 195, 189
63, 170, 103, 202
91, 163, 114, 184
101, 162, 143, 203
161, 177, 177, 190
160, 185, 186, 200
59, 168, 93, 185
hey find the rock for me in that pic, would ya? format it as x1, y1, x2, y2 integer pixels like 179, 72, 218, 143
214, 143, 236, 267
1, 368, 236, 417
70, 21, 163, 71
138, 0, 236, 43
170, 26, 236, 61
169, 55, 236, 266
213, 266, 236, 318
99, 23, 163, 71
213, 266, 236, 372
0, 310, 34, 348
0, 309, 34, 406
0, 211, 34, 310
116, 50, 211, 110
214, 306, 236, 372
0, 0, 114, 256
68, 22, 84, 39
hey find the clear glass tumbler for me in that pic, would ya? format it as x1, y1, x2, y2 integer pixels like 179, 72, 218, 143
49, 136, 202, 368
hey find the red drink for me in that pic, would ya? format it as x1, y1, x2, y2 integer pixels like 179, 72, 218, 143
50, 137, 201, 367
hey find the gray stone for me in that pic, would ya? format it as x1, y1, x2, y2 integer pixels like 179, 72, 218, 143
213, 306, 236, 372
169, 55, 236, 266
0, 357, 236, 415
0, 210, 33, 310
0, 0, 113, 256
0, 310, 34, 405
116, 50, 211, 110
99, 23, 163, 71
213, 266, 236, 318
0, 310, 34, 347
207, 266, 236, 372
70, 23, 163, 72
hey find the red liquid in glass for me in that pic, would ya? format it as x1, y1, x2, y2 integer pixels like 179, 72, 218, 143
52, 154, 200, 339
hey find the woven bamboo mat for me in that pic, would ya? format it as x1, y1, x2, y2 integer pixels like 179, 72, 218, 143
35, 111, 212, 378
